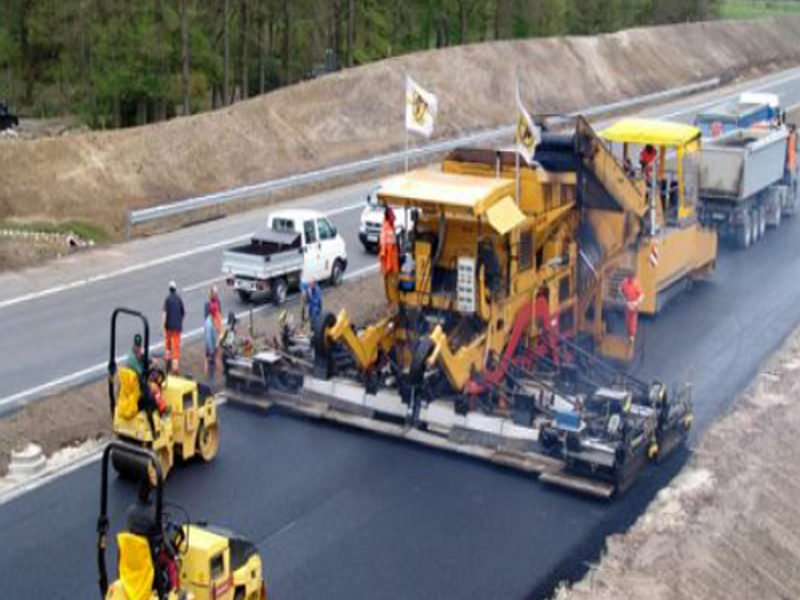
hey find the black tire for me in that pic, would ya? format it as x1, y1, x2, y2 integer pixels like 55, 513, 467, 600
237, 289, 252, 302
758, 207, 767, 239
330, 259, 344, 287
313, 312, 338, 357
774, 204, 783, 228
272, 278, 288, 306
736, 215, 751, 250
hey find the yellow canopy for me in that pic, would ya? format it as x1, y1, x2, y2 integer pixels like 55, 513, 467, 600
378, 170, 515, 216
486, 196, 526, 234
601, 118, 701, 149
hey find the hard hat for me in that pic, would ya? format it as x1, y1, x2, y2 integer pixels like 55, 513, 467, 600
169, 280, 177, 290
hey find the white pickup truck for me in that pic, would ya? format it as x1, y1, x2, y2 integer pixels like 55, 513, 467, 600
358, 186, 413, 253
222, 209, 348, 304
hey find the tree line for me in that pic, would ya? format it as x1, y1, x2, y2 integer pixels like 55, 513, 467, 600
0, 0, 720, 129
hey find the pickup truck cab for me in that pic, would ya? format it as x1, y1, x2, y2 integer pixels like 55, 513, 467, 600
222, 209, 348, 304
359, 186, 413, 253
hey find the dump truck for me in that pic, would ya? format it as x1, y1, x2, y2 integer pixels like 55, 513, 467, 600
694, 93, 781, 138
698, 125, 798, 248
223, 117, 697, 499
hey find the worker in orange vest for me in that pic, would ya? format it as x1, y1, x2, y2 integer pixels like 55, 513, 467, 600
379, 206, 400, 303
620, 274, 644, 345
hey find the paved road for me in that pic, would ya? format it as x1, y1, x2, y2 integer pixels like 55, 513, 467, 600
2, 66, 800, 600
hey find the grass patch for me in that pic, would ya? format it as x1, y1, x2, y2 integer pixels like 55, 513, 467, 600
720, 0, 800, 19
0, 219, 110, 243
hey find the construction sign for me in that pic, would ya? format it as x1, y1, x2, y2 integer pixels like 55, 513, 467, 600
515, 84, 540, 165
405, 76, 438, 138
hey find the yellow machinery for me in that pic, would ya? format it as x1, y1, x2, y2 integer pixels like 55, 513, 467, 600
108, 308, 219, 479
599, 119, 718, 317
98, 442, 266, 600
225, 117, 694, 497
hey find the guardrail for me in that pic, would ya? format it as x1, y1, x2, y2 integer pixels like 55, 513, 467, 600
127, 77, 720, 230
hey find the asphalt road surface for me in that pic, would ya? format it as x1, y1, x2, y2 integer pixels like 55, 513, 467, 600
2, 66, 800, 600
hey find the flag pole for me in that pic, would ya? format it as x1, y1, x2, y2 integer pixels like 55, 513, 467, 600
404, 75, 409, 174
515, 76, 521, 206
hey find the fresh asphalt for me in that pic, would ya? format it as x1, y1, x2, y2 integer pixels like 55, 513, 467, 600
3, 67, 800, 599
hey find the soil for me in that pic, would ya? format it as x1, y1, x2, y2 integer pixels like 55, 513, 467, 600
0, 273, 388, 477
555, 325, 800, 600
2, 18, 800, 236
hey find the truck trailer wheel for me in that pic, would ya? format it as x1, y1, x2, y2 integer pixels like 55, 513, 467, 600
736, 215, 752, 250
237, 289, 253, 302
758, 207, 767, 239
272, 278, 288, 306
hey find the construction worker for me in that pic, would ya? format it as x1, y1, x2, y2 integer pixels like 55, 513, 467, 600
162, 281, 185, 373
301, 278, 323, 328
379, 206, 400, 302
639, 144, 658, 180
620, 274, 644, 345
126, 334, 146, 377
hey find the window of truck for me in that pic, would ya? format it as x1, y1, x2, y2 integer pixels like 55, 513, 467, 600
317, 218, 335, 240
304, 220, 317, 244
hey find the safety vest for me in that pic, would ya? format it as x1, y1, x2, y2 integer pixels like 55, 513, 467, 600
379, 221, 399, 275
621, 277, 643, 311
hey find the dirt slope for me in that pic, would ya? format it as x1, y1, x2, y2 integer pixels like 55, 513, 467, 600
2, 18, 800, 232
556, 325, 800, 600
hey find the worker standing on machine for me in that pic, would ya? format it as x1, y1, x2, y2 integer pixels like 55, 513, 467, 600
379, 206, 400, 303
162, 281, 185, 374
534, 290, 560, 365
621, 274, 644, 345
126, 334, 146, 377
639, 144, 658, 180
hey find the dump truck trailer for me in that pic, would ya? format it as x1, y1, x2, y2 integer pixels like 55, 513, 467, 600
224, 117, 695, 499
698, 126, 799, 248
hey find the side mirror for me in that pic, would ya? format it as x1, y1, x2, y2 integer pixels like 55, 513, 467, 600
331, 226, 338, 237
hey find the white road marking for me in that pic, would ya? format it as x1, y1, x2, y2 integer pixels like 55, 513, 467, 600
0, 263, 379, 411
0, 201, 366, 313
183, 275, 227, 293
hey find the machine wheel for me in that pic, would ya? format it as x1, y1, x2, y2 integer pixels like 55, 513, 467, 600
197, 423, 219, 462
111, 441, 143, 479
237, 289, 252, 302
272, 278, 288, 306
330, 259, 345, 287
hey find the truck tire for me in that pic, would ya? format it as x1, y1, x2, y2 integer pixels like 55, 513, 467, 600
272, 278, 288, 306
237, 289, 252, 302
758, 206, 767, 239
330, 259, 344, 287
736, 215, 752, 250
774, 204, 782, 228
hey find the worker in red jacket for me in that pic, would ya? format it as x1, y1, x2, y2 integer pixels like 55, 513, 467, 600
379, 206, 400, 303
621, 275, 644, 345
534, 290, 559, 365
639, 144, 658, 180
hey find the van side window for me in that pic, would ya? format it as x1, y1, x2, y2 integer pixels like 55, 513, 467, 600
210, 553, 225, 579
317, 218, 335, 241
272, 218, 295, 232
304, 220, 317, 244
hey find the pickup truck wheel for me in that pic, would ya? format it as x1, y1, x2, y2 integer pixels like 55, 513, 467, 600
237, 289, 253, 302
273, 278, 288, 306
331, 260, 344, 287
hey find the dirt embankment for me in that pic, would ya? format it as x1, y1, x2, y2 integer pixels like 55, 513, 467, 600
556, 325, 800, 600
0, 274, 387, 477
2, 18, 800, 233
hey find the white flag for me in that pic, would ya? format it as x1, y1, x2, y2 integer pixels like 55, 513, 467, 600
515, 85, 540, 165
406, 76, 438, 138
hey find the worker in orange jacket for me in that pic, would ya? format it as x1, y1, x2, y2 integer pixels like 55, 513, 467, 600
620, 274, 644, 345
379, 206, 400, 303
